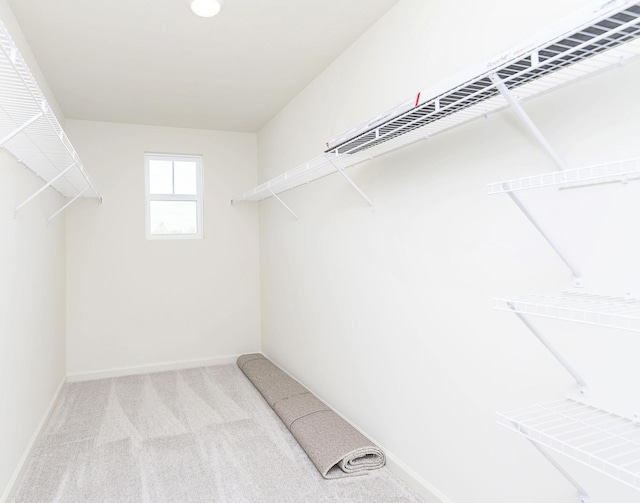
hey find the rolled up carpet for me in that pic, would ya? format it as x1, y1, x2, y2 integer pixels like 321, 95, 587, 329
237, 353, 385, 479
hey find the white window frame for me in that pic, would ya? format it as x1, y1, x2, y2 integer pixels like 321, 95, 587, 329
144, 153, 203, 240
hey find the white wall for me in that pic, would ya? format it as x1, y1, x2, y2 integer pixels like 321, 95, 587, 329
258, 1, 640, 502
0, 1, 68, 500
65, 120, 260, 377
0, 152, 67, 501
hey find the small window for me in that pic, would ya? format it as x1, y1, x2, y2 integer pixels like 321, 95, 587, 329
145, 153, 203, 239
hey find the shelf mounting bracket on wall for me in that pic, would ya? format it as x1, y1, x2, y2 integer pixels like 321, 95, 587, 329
528, 439, 590, 503
490, 73, 582, 285
325, 155, 375, 210
268, 188, 299, 220
506, 193, 582, 282
490, 73, 566, 171
14, 162, 77, 216
508, 302, 588, 396
47, 188, 88, 223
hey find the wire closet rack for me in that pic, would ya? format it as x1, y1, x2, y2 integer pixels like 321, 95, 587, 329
492, 201, 640, 493
231, 0, 640, 209
497, 399, 640, 491
485, 4, 640, 498
488, 158, 640, 194
495, 292, 640, 332
0, 19, 101, 220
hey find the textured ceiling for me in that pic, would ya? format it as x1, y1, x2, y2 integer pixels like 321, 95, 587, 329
7, 0, 401, 132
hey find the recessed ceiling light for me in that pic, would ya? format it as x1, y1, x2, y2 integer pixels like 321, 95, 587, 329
190, 0, 224, 18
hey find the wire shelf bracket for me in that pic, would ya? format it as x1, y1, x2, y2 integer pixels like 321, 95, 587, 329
490, 73, 583, 284
506, 191, 583, 283
325, 154, 376, 210
269, 188, 299, 220
507, 302, 589, 396
489, 73, 567, 171
529, 439, 590, 503
14, 162, 76, 215
48, 188, 88, 223
496, 291, 640, 395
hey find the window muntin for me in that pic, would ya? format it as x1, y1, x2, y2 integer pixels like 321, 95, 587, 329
145, 154, 203, 239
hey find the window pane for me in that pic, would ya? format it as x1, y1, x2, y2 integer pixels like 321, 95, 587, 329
174, 161, 198, 195
149, 201, 197, 235
149, 160, 173, 194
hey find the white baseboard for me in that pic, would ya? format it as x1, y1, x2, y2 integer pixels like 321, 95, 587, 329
0, 376, 66, 503
384, 452, 455, 503
261, 352, 454, 503
66, 354, 241, 382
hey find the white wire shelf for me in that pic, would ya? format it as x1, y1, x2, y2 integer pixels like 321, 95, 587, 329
495, 292, 640, 332
232, 1, 640, 204
488, 158, 640, 194
0, 19, 100, 202
497, 398, 640, 490
231, 140, 421, 203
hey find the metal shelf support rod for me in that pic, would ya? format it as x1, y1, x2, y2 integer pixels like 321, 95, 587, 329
47, 188, 87, 223
488, 74, 581, 280
14, 162, 76, 214
325, 156, 375, 209
509, 305, 588, 395
0, 111, 43, 147
490, 74, 566, 171
268, 189, 299, 220
528, 440, 590, 503
507, 192, 582, 279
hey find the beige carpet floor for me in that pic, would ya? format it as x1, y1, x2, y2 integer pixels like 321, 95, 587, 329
13, 364, 425, 502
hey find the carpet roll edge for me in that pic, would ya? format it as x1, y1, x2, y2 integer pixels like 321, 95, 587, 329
236, 353, 386, 479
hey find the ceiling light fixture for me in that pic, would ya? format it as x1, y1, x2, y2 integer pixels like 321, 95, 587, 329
190, 0, 224, 18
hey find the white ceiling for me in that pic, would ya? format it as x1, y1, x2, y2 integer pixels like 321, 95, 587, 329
7, 0, 401, 132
